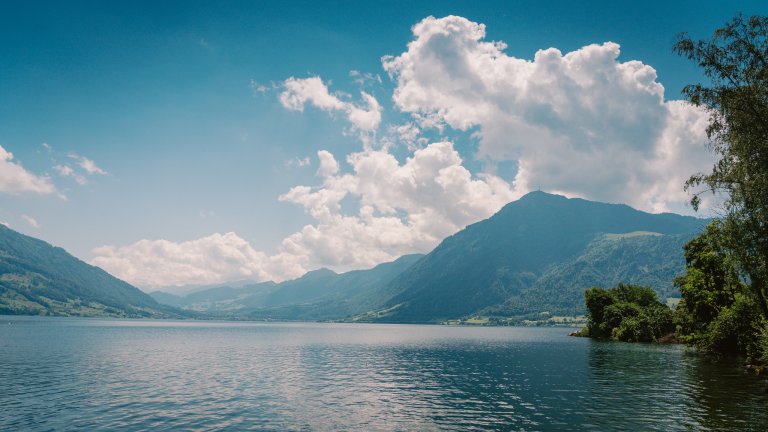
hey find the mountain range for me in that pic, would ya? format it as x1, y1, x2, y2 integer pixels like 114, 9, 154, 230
0, 224, 179, 318
149, 254, 424, 320
0, 192, 708, 322
149, 192, 707, 322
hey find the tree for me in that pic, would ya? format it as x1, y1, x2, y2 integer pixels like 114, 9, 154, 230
584, 284, 674, 342
674, 221, 746, 326
672, 221, 762, 355
585, 287, 615, 338
674, 14, 768, 319
611, 283, 659, 307
698, 293, 763, 356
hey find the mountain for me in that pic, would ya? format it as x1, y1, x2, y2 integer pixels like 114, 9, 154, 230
478, 232, 691, 317
372, 192, 708, 323
147, 192, 708, 323
245, 254, 425, 320
0, 225, 178, 318
150, 281, 280, 312
153, 279, 262, 296
153, 254, 425, 320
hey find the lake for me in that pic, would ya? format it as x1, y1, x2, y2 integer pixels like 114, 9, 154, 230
1, 316, 766, 431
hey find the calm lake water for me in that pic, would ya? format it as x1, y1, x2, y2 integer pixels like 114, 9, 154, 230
1, 316, 766, 431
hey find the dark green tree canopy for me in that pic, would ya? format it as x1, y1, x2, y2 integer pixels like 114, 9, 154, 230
675, 14, 768, 318
674, 221, 746, 324
584, 284, 673, 343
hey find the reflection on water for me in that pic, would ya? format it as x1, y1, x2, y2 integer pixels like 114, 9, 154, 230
1, 316, 766, 431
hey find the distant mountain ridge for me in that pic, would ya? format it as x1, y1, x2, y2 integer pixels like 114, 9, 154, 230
0, 225, 178, 318
151, 192, 707, 323
1, 192, 708, 322
150, 254, 425, 320
371, 192, 706, 322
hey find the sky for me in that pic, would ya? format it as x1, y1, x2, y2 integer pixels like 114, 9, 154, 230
2, 0, 767, 291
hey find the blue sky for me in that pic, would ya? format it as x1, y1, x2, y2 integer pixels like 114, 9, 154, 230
2, 1, 767, 289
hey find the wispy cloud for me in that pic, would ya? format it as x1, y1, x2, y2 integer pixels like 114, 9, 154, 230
249, 79, 272, 94
73, 155, 107, 175
382, 15, 712, 212
54, 164, 88, 185
349, 70, 382, 88
279, 76, 382, 146
0, 145, 56, 195
21, 214, 39, 228
285, 157, 311, 168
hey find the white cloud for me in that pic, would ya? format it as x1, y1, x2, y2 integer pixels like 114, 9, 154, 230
54, 164, 88, 185
0, 145, 56, 195
54, 153, 107, 184
54, 164, 73, 176
76, 156, 107, 175
349, 70, 382, 87
94, 141, 515, 288
250, 79, 277, 95
21, 214, 39, 228
390, 122, 428, 151
285, 157, 311, 168
280, 76, 346, 112
382, 15, 712, 212
91, 143, 515, 287
276, 143, 516, 271
91, 233, 296, 288
279, 76, 382, 138
316, 150, 339, 177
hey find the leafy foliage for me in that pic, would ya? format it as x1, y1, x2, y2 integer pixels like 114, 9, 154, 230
673, 14, 768, 361
673, 221, 766, 358
697, 294, 764, 356
585, 284, 675, 343
675, 14, 768, 319
674, 221, 745, 327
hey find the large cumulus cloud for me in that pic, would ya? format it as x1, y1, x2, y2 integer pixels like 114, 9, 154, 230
277, 142, 516, 272
382, 15, 712, 212
93, 143, 515, 288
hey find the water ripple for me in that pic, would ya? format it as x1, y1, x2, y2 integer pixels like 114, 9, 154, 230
1, 317, 767, 431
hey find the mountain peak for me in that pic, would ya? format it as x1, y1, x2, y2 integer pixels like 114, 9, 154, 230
521, 190, 562, 198
379, 193, 707, 322
301, 267, 337, 280
517, 190, 568, 202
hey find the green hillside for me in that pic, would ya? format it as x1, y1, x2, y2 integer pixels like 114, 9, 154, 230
0, 225, 178, 318
372, 192, 707, 323
478, 232, 691, 317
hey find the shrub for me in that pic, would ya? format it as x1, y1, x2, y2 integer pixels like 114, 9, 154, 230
584, 283, 673, 343
698, 294, 763, 359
